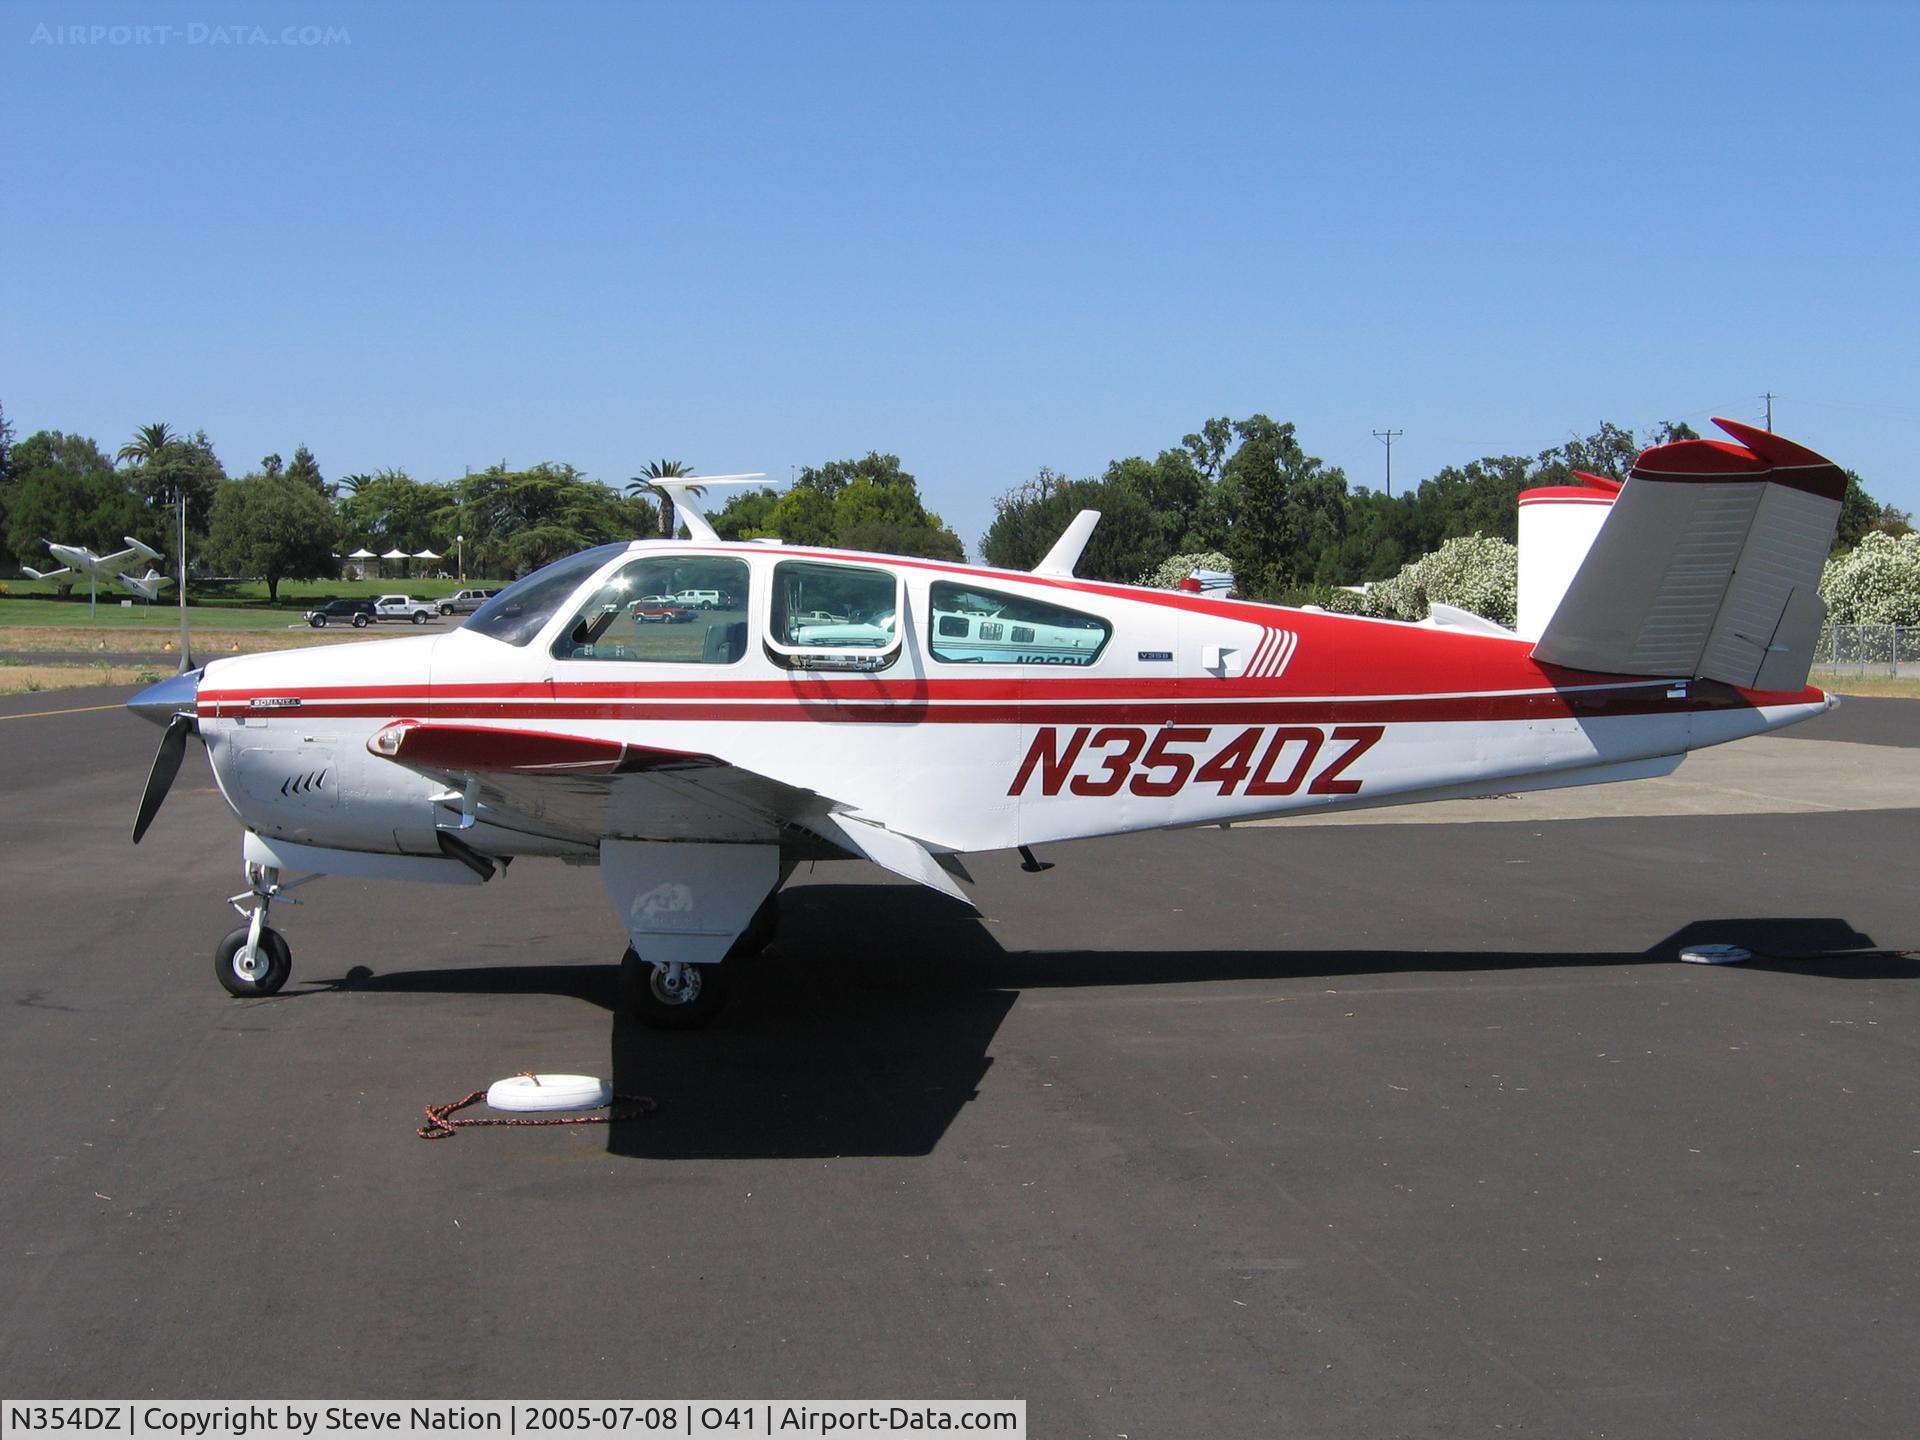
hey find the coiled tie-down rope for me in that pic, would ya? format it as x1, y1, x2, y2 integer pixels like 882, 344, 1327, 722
417, 1072, 658, 1140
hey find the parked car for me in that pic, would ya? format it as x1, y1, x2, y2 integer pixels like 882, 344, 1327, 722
438, 587, 499, 616
305, 598, 377, 629
374, 594, 436, 624
630, 594, 694, 623
673, 588, 725, 610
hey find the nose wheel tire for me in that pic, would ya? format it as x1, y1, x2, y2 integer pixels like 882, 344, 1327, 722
620, 947, 729, 1030
215, 925, 292, 997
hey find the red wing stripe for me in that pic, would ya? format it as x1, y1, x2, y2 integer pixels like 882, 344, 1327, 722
381, 722, 721, 776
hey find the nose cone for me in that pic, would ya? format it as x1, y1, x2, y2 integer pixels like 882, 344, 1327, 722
128, 668, 201, 728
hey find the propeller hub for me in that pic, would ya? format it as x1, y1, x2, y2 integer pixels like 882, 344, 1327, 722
128, 668, 201, 728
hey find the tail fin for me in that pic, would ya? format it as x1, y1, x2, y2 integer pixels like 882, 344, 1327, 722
1531, 419, 1845, 691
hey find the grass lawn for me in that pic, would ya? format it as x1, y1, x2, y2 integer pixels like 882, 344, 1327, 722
0, 598, 314, 629
0, 661, 167, 694
1814, 672, 1920, 700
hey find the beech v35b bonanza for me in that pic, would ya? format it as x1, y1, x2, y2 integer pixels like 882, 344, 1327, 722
129, 420, 1848, 1028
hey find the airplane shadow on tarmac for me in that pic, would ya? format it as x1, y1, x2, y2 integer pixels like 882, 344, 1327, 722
310, 886, 1916, 1161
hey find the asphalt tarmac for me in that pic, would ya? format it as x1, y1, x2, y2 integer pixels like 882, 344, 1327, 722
2, 688, 1915, 1437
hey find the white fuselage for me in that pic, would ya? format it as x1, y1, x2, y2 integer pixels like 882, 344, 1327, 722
187, 541, 1831, 869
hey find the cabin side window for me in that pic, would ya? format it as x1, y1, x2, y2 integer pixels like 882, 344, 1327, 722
551, 556, 751, 664
926, 582, 1111, 666
765, 559, 902, 671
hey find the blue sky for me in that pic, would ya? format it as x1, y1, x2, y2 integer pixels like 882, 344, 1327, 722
4, 0, 1915, 557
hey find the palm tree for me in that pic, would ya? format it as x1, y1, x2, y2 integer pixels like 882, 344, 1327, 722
626, 459, 696, 539
116, 421, 177, 469
334, 472, 371, 499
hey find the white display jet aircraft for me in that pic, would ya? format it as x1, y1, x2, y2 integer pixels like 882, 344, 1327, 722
128, 419, 1847, 1029
25, 536, 172, 613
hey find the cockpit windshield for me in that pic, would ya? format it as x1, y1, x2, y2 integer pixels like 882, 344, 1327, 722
462, 543, 631, 646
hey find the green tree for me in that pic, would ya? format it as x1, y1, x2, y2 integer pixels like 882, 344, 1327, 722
206, 473, 340, 602
7, 430, 149, 588
710, 487, 781, 540
719, 452, 963, 559
337, 468, 453, 555
1836, 471, 1912, 551
285, 444, 325, 493
450, 462, 654, 576
1221, 415, 1349, 599
979, 468, 1157, 580
115, 422, 224, 537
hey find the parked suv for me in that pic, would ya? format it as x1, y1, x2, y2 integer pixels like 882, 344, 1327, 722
438, 588, 499, 616
305, 598, 377, 628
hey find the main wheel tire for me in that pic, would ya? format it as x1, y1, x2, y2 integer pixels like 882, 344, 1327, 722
215, 925, 292, 997
439, 603, 454, 616
352, 614, 369, 628
411, 611, 427, 624
311, 615, 327, 627
620, 947, 729, 1030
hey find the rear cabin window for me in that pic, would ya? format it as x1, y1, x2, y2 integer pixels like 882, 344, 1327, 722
551, 556, 751, 664
927, 582, 1111, 666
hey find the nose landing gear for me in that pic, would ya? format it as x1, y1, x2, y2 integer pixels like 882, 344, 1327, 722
215, 861, 301, 997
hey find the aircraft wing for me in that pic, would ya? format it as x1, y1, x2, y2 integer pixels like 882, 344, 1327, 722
366, 720, 971, 901
20, 566, 72, 582
90, 539, 162, 574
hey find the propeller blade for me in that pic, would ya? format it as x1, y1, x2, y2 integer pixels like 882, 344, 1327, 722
132, 713, 195, 843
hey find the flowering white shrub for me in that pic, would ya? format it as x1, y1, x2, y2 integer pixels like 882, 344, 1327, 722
1139, 551, 1234, 590
1819, 532, 1920, 624
1361, 534, 1518, 628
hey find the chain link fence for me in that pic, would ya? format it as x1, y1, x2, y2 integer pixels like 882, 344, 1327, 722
1814, 624, 1920, 676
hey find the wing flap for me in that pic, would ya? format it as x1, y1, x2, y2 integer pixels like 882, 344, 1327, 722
821, 812, 973, 905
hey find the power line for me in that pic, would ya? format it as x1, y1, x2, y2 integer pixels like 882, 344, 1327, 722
1371, 429, 1403, 496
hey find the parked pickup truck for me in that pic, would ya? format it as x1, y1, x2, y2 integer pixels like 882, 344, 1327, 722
373, 594, 437, 624
437, 588, 499, 616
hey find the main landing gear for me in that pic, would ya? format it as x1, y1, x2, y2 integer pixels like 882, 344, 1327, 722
618, 892, 778, 1030
215, 861, 299, 997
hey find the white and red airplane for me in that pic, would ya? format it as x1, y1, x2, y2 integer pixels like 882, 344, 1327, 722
128, 418, 1847, 1027
26, 536, 172, 607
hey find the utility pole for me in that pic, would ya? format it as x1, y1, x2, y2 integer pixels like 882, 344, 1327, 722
1372, 429, 1404, 497
175, 486, 195, 673
1762, 392, 1775, 432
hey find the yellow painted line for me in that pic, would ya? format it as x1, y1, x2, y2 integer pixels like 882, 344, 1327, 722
0, 701, 127, 721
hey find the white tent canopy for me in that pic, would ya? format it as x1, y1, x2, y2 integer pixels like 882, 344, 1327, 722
380, 548, 410, 560
412, 548, 443, 560
346, 548, 378, 559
